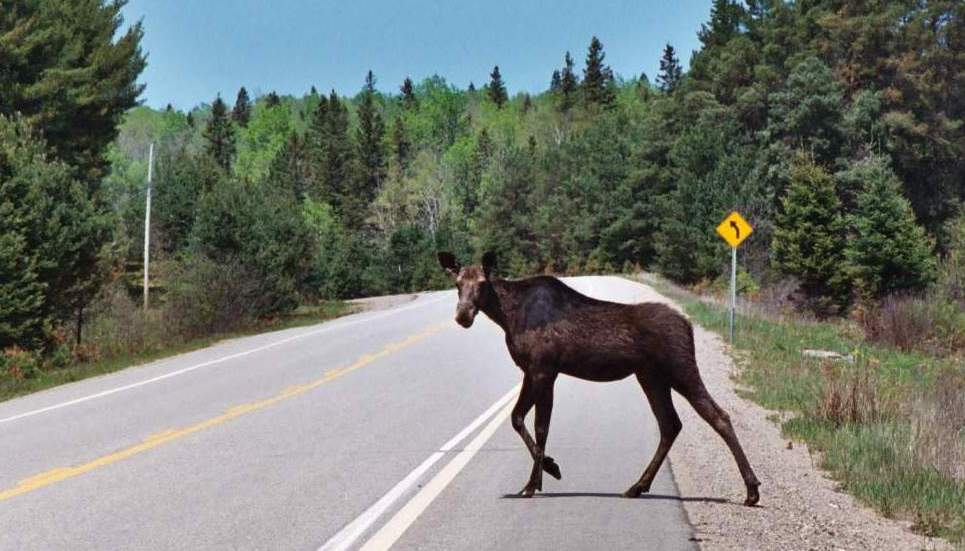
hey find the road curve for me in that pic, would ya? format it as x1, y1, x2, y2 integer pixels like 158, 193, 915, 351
0, 276, 696, 550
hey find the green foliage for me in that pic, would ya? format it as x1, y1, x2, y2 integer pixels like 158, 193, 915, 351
0, 116, 111, 347
204, 96, 236, 171
487, 65, 508, 109
772, 155, 850, 314
232, 87, 252, 127
582, 37, 615, 108
354, 71, 386, 221
657, 43, 683, 93
0, 0, 146, 182
234, 100, 291, 183
769, 57, 845, 166
844, 156, 937, 298
190, 180, 313, 316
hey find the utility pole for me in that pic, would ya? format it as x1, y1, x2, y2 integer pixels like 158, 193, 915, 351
143, 143, 154, 310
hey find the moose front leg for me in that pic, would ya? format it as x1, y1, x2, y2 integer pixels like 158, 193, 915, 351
518, 371, 558, 497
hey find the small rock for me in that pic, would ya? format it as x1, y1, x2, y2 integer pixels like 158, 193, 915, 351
802, 349, 854, 363
786, 441, 793, 450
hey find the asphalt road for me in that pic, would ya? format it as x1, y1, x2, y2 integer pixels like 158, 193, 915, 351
0, 276, 696, 550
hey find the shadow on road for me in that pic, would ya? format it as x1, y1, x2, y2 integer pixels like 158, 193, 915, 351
500, 492, 729, 503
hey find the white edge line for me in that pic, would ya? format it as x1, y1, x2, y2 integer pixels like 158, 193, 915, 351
359, 388, 518, 551
0, 293, 452, 426
318, 383, 520, 551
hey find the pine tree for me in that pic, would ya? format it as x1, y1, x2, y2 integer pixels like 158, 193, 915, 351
323, 90, 355, 214
467, 81, 476, 93
772, 155, 850, 314
844, 156, 936, 298
355, 71, 386, 219
560, 51, 579, 111
0, 116, 109, 347
264, 91, 281, 107
391, 117, 410, 172
232, 86, 252, 127
186, 112, 195, 127
657, 43, 683, 93
400, 77, 418, 110
698, 0, 742, 48
0, 0, 145, 182
310, 85, 318, 96
522, 94, 533, 114
488, 65, 508, 108
550, 70, 562, 92
204, 96, 236, 170
582, 38, 615, 107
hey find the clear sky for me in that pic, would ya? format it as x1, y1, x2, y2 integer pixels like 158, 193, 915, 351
121, 0, 713, 109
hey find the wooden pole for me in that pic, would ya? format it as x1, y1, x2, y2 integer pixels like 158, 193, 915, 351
143, 143, 154, 310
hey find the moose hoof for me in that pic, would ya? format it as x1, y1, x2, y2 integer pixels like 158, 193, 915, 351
517, 484, 538, 498
623, 483, 648, 498
542, 456, 562, 480
744, 484, 760, 507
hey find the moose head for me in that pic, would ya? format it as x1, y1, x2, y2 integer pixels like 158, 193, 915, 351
437, 251, 497, 328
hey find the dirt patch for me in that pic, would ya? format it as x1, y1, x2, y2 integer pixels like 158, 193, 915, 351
347, 293, 420, 313
636, 285, 952, 551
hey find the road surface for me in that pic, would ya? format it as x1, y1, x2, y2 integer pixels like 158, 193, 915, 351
0, 276, 696, 550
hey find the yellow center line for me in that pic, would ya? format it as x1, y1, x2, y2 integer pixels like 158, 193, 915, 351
0, 321, 450, 503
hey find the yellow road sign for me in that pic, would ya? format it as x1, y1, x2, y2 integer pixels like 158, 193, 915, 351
717, 211, 753, 248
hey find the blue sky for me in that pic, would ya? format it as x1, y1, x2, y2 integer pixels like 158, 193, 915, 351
122, 0, 712, 109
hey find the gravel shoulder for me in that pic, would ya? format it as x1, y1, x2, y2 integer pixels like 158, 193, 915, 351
636, 284, 952, 551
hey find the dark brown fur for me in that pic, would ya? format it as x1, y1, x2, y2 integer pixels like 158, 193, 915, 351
438, 252, 761, 505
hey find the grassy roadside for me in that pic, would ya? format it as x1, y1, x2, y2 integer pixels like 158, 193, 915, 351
0, 301, 351, 404
636, 274, 965, 544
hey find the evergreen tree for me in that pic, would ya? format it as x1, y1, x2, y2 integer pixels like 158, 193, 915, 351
467, 81, 476, 93
582, 38, 615, 107
657, 43, 683, 93
264, 91, 281, 107
550, 70, 562, 93
204, 96, 236, 171
844, 156, 936, 298
698, 0, 743, 48
186, 112, 195, 127
232, 86, 252, 127
391, 117, 411, 172
560, 51, 579, 111
770, 57, 845, 167
400, 77, 418, 110
355, 70, 386, 221
0, 0, 145, 182
772, 155, 850, 314
0, 116, 110, 347
323, 90, 356, 214
488, 65, 508, 108
310, 85, 318, 96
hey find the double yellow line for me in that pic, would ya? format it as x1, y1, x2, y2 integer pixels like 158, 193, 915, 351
0, 321, 449, 502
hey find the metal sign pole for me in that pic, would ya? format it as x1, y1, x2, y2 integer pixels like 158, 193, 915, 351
143, 143, 154, 311
729, 245, 736, 344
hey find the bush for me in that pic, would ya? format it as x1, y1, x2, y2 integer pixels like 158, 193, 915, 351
857, 293, 965, 354
190, 179, 312, 315
163, 256, 265, 338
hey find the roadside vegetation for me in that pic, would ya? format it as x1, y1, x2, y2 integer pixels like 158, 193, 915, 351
641, 247, 965, 543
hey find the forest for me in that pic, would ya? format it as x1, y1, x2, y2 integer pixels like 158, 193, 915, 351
1, 0, 963, 368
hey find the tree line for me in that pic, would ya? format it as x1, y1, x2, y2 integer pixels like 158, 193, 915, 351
2, 0, 963, 360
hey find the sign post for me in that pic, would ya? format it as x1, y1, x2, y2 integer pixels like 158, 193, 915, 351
716, 211, 753, 344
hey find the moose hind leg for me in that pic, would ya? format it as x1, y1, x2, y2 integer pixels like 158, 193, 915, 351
681, 383, 761, 506
625, 377, 681, 498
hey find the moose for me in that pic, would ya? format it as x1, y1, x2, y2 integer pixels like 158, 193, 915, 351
437, 251, 760, 505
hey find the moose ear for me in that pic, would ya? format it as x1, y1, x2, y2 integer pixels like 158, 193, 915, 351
437, 252, 461, 277
481, 251, 497, 279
